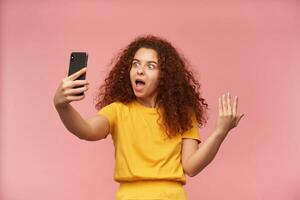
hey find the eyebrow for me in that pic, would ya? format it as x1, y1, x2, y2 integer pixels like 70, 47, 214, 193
132, 59, 158, 65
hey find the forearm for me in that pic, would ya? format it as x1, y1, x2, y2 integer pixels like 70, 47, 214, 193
187, 129, 228, 176
55, 104, 93, 139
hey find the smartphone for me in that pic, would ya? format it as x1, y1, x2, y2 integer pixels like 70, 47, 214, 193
68, 52, 88, 96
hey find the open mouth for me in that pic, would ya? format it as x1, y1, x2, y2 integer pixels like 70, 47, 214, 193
134, 79, 146, 91
135, 80, 145, 85
135, 79, 145, 85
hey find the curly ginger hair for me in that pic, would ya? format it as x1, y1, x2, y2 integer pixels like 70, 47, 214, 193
95, 35, 209, 138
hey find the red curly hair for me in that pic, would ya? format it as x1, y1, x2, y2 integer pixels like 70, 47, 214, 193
94, 34, 209, 138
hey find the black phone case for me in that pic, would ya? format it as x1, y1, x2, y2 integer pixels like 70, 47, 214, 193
68, 52, 88, 96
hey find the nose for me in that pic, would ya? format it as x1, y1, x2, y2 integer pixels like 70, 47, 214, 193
137, 67, 144, 75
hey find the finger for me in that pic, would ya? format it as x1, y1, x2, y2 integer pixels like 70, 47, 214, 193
232, 96, 238, 116
236, 96, 239, 112
222, 93, 227, 114
65, 86, 88, 95
227, 92, 232, 114
236, 113, 245, 125
218, 97, 223, 115
66, 94, 85, 102
72, 80, 89, 87
67, 67, 87, 81
63, 80, 89, 90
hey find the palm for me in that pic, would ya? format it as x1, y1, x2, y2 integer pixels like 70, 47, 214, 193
216, 92, 244, 133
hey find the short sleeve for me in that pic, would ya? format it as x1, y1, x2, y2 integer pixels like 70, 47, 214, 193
97, 102, 119, 133
181, 116, 201, 144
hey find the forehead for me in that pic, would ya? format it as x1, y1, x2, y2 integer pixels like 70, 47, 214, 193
133, 48, 158, 62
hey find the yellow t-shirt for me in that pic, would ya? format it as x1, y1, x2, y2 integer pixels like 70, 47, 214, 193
97, 100, 201, 185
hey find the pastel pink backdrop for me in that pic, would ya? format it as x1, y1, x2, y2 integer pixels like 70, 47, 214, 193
1, 0, 299, 199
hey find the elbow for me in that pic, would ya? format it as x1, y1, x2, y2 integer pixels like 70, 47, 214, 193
79, 132, 107, 141
185, 171, 196, 177
187, 165, 208, 177
79, 135, 99, 141
77, 134, 88, 140
184, 164, 206, 177
184, 167, 197, 177
75, 132, 93, 141
187, 170, 197, 177
183, 161, 196, 177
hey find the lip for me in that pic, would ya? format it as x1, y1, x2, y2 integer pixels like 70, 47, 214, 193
135, 78, 146, 84
133, 78, 146, 92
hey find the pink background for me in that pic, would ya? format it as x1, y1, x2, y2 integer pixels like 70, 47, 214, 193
1, 0, 299, 199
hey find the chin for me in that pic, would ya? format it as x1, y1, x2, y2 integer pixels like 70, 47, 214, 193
134, 93, 145, 98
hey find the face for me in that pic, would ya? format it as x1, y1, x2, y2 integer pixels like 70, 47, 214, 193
130, 48, 160, 103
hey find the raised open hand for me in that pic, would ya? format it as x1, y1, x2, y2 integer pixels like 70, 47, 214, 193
215, 92, 244, 134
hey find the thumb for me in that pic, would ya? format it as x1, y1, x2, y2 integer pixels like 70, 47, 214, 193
236, 113, 245, 126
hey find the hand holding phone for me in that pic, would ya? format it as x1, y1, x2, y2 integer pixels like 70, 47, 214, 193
68, 52, 88, 96
53, 52, 89, 109
53, 67, 89, 109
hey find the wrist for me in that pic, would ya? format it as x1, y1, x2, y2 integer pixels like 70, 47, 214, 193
54, 100, 70, 110
213, 128, 229, 140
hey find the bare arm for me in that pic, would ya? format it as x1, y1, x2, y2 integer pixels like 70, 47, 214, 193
55, 104, 109, 141
182, 92, 245, 177
53, 67, 109, 141
182, 129, 228, 177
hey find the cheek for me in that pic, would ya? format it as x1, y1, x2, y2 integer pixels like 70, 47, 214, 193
149, 72, 160, 87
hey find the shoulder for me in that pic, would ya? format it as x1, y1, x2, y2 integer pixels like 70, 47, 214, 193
101, 101, 127, 109
97, 101, 132, 125
98, 101, 133, 114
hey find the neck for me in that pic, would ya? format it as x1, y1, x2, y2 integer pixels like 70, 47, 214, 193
136, 97, 157, 108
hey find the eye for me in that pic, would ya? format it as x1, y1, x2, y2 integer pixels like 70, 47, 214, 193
147, 64, 156, 69
132, 62, 139, 68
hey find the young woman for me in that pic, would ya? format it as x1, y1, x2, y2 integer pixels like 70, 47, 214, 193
53, 35, 244, 200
